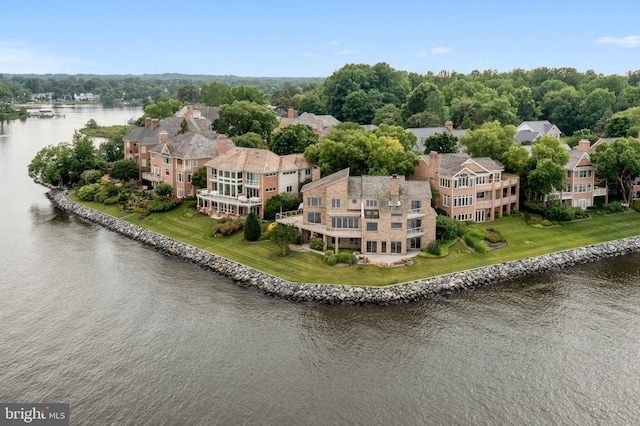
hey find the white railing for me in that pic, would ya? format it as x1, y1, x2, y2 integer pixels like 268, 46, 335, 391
142, 172, 163, 182
275, 209, 303, 220
196, 189, 262, 206
407, 226, 424, 236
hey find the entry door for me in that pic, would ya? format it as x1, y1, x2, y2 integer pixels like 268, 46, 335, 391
475, 210, 485, 222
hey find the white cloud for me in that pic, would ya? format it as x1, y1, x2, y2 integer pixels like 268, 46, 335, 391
329, 41, 339, 46
338, 49, 352, 55
430, 46, 452, 54
595, 36, 640, 48
410, 50, 429, 58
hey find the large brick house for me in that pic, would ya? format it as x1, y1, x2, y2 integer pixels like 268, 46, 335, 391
277, 168, 436, 255
144, 133, 234, 199
551, 139, 608, 208
196, 147, 313, 219
123, 107, 217, 183
412, 152, 520, 222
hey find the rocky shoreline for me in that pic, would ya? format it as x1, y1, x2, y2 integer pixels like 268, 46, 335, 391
46, 189, 640, 305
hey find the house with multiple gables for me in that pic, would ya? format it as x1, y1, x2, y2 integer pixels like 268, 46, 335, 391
196, 147, 313, 219
550, 139, 608, 208
411, 152, 520, 222
276, 109, 340, 139
144, 133, 234, 199
124, 107, 217, 183
516, 120, 562, 144
407, 121, 468, 152
277, 168, 436, 255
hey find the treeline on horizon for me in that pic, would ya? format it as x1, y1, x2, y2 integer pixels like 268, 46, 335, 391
3, 64, 640, 137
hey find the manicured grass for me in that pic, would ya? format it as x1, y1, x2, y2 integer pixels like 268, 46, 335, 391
70, 196, 640, 286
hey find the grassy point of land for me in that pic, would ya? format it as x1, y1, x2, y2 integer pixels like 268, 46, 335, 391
70, 196, 640, 286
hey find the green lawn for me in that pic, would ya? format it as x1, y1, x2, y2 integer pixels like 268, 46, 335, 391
71, 196, 640, 286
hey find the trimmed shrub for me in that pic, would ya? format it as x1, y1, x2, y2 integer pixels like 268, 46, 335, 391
327, 254, 338, 266
436, 215, 458, 241
633, 200, 640, 212
243, 211, 262, 242
310, 237, 324, 251
146, 197, 180, 212
103, 196, 118, 206
77, 183, 102, 201
212, 218, 244, 236
484, 228, 505, 243
603, 201, 623, 214
426, 240, 441, 256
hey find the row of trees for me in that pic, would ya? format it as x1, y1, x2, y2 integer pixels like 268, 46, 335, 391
28, 129, 139, 188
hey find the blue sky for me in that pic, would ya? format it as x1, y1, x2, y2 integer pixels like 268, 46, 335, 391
2, 1, 640, 77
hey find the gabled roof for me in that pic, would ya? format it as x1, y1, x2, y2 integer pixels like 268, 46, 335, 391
428, 153, 504, 177
566, 150, 592, 170
149, 133, 233, 159
517, 120, 558, 134
515, 129, 540, 144
124, 121, 180, 146
279, 112, 340, 135
280, 154, 313, 171
301, 168, 350, 192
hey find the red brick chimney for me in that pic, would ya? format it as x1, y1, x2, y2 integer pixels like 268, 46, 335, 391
444, 121, 454, 133
217, 135, 229, 156
145, 118, 152, 128
288, 108, 294, 119
151, 118, 159, 130
575, 139, 591, 152
158, 130, 169, 144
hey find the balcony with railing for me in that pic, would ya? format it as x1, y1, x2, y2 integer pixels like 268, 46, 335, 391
275, 210, 361, 237
176, 161, 192, 172
407, 207, 425, 218
593, 186, 607, 197
142, 172, 163, 183
407, 226, 424, 237
196, 188, 262, 207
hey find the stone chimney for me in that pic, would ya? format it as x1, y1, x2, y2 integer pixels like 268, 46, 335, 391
288, 108, 294, 119
444, 121, 454, 133
390, 174, 400, 196
145, 118, 152, 128
575, 139, 591, 152
311, 165, 321, 182
158, 130, 169, 144
428, 151, 439, 178
151, 118, 160, 131
217, 135, 229, 156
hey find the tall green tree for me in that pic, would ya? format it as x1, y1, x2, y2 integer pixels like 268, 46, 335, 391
109, 159, 139, 181
191, 166, 208, 189
305, 126, 418, 177
269, 224, 299, 256
369, 124, 417, 151
423, 132, 458, 154
221, 86, 269, 105
590, 137, 640, 204
577, 88, 616, 131
213, 101, 278, 143
401, 82, 448, 126
459, 121, 517, 160
200, 81, 230, 107
233, 132, 268, 149
269, 124, 318, 155
28, 143, 74, 187
175, 85, 200, 104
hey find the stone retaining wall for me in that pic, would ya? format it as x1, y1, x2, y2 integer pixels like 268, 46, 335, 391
46, 189, 640, 305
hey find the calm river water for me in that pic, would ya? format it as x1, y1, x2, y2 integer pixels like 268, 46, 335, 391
1, 106, 639, 425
